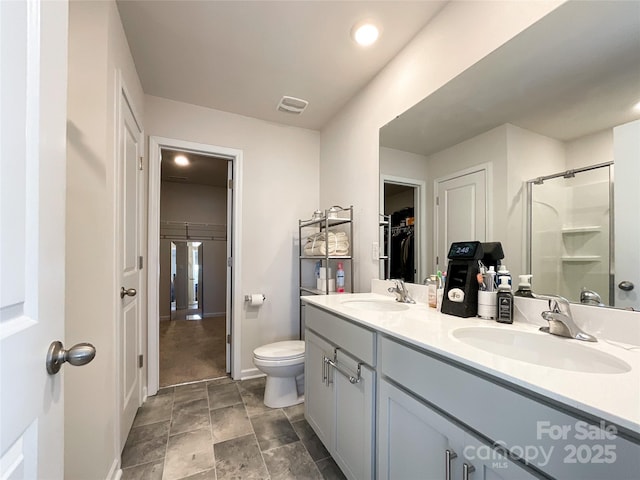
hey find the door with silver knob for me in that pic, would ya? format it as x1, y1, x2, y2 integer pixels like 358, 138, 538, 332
46, 341, 96, 375
117, 88, 143, 451
1, 1, 68, 475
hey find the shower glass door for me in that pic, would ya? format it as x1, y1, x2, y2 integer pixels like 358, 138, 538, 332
529, 164, 612, 304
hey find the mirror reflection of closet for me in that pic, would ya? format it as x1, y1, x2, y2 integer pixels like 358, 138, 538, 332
171, 241, 203, 320
384, 183, 416, 283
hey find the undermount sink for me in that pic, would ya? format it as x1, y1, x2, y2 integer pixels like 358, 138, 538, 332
452, 327, 631, 374
342, 299, 410, 312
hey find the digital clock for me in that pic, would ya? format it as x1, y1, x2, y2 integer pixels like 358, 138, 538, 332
447, 241, 482, 260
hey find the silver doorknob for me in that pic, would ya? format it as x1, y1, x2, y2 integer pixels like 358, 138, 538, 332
618, 281, 634, 292
120, 287, 137, 298
46, 341, 96, 375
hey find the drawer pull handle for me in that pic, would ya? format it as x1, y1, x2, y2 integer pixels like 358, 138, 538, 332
325, 357, 361, 384
445, 449, 457, 480
463, 463, 475, 480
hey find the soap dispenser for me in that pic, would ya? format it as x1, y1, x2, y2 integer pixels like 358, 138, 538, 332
515, 274, 534, 297
496, 276, 514, 324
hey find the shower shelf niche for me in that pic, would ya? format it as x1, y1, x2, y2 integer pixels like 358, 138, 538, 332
561, 255, 601, 262
561, 226, 602, 234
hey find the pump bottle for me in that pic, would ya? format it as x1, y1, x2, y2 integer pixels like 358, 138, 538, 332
496, 276, 514, 324
336, 262, 345, 293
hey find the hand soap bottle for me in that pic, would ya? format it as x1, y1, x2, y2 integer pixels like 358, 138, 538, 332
514, 274, 534, 297
496, 276, 514, 323
336, 262, 345, 293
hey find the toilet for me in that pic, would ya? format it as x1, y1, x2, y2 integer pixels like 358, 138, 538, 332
253, 340, 305, 408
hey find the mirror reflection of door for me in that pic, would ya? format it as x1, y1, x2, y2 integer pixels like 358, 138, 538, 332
170, 241, 203, 320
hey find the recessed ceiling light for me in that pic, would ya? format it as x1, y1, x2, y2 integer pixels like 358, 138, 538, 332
352, 21, 380, 47
633, 100, 640, 112
174, 155, 189, 166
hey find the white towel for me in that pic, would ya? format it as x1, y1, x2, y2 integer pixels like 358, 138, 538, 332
304, 231, 349, 256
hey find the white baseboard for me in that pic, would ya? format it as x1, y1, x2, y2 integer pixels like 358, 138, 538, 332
106, 457, 121, 480
203, 312, 225, 318
240, 368, 265, 380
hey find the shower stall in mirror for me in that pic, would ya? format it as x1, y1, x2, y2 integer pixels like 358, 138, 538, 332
527, 162, 613, 305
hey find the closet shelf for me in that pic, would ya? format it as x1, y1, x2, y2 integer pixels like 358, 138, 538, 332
561, 226, 601, 234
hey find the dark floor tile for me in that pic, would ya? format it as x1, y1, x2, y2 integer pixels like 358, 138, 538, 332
163, 428, 214, 480
206, 376, 234, 387
282, 403, 305, 423
316, 457, 347, 480
133, 393, 174, 427
237, 377, 270, 417
214, 434, 269, 480
262, 441, 323, 480
210, 403, 253, 444
207, 382, 243, 409
121, 460, 164, 480
171, 397, 210, 436
292, 420, 330, 462
174, 382, 208, 405
121, 421, 170, 468
177, 469, 216, 480
157, 386, 175, 396
251, 409, 299, 451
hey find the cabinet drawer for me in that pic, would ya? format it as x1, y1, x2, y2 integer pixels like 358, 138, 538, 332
380, 335, 640, 479
306, 305, 375, 366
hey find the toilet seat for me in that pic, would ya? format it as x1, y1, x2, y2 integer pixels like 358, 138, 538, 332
253, 340, 304, 361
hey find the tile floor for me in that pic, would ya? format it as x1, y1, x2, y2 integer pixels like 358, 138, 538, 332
121, 376, 347, 480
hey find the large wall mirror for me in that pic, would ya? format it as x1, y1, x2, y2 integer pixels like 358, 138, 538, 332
378, 0, 640, 310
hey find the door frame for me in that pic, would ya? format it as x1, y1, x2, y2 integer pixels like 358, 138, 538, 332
147, 136, 243, 394
433, 162, 493, 272
379, 174, 426, 284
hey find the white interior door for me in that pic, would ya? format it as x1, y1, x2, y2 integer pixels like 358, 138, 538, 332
613, 120, 640, 309
118, 88, 143, 449
435, 168, 487, 271
225, 160, 233, 373
0, 0, 68, 477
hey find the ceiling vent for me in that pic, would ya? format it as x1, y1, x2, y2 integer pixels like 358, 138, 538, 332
277, 96, 308, 115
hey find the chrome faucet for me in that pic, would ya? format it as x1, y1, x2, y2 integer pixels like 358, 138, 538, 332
533, 293, 597, 342
580, 287, 604, 306
388, 279, 415, 304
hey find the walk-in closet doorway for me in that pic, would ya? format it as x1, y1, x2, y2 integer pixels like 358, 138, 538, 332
148, 137, 243, 395
380, 175, 426, 284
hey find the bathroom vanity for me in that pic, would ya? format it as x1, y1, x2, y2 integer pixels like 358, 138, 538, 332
302, 293, 640, 480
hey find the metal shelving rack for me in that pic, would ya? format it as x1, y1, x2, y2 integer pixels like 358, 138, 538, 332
379, 213, 391, 280
298, 205, 353, 338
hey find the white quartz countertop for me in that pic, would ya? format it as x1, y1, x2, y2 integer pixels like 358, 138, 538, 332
301, 293, 640, 436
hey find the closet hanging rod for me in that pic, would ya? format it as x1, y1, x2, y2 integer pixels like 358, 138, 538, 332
160, 235, 226, 241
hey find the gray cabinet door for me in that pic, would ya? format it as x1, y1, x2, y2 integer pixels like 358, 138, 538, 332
304, 330, 335, 450
378, 379, 465, 480
333, 350, 375, 480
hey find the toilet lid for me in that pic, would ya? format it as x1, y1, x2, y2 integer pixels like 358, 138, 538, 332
254, 340, 305, 360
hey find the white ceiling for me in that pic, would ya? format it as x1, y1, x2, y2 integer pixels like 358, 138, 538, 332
380, 1, 640, 156
117, 0, 446, 130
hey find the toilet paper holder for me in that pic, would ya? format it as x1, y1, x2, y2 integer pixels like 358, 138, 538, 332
244, 294, 266, 302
